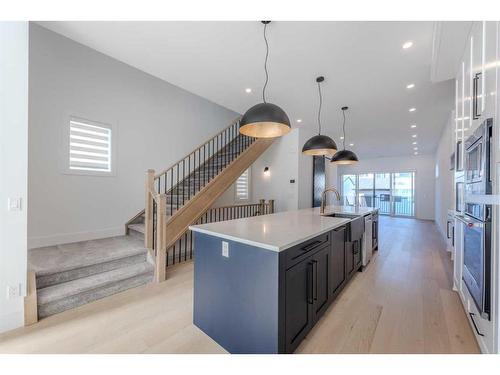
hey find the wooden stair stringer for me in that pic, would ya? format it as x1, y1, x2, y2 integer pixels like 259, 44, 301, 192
163, 137, 274, 249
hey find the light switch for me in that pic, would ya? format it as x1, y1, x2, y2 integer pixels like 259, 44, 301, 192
222, 241, 229, 258
8, 197, 22, 211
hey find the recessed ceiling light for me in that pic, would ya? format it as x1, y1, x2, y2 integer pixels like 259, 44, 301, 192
296, 119, 302, 123
411, 124, 417, 128
412, 134, 417, 138
414, 152, 418, 155
403, 41, 413, 49
412, 141, 417, 145
414, 147, 418, 150
409, 107, 416, 112
349, 143, 354, 147
245, 88, 252, 93
406, 83, 415, 89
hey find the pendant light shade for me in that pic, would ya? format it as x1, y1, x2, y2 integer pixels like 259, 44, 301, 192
302, 134, 338, 156
302, 76, 337, 156
240, 21, 291, 138
330, 149, 359, 164
331, 106, 359, 165
240, 102, 291, 138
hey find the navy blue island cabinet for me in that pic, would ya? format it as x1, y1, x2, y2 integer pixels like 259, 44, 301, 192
193, 223, 360, 354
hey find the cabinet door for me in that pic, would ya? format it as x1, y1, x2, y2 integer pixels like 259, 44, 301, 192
311, 245, 330, 320
483, 21, 498, 121
372, 216, 379, 250
345, 241, 354, 278
463, 34, 473, 140
353, 239, 362, 269
471, 22, 484, 125
285, 259, 313, 353
330, 226, 346, 294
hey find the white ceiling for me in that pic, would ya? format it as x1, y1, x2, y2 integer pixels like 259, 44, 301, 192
38, 21, 462, 158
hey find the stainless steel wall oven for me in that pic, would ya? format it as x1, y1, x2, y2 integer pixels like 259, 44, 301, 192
463, 118, 493, 320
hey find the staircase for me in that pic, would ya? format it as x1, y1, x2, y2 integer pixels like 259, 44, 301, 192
28, 235, 154, 319
126, 117, 275, 281
23, 117, 274, 322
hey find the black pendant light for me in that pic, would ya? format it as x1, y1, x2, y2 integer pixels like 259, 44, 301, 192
330, 107, 359, 165
302, 76, 338, 156
239, 21, 291, 138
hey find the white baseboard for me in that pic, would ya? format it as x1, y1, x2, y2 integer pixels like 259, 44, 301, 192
28, 226, 125, 249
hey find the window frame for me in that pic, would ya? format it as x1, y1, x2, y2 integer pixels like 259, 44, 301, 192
234, 168, 251, 202
62, 115, 117, 177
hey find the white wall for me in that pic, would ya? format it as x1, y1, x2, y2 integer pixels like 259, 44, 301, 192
252, 129, 300, 212
0, 22, 29, 333
28, 24, 238, 248
298, 127, 315, 209
434, 114, 454, 238
337, 154, 436, 220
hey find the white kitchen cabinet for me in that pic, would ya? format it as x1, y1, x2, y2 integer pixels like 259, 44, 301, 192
470, 22, 485, 131
453, 217, 463, 291
463, 35, 473, 141
453, 21, 499, 354
482, 22, 497, 122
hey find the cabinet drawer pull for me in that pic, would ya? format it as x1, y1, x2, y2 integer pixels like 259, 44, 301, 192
312, 260, 318, 301
301, 240, 323, 252
307, 262, 314, 304
469, 312, 484, 337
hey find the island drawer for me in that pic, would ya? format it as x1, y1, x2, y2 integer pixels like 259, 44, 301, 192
285, 231, 331, 268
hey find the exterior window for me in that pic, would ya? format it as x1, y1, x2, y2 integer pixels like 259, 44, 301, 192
64, 117, 115, 175
235, 168, 250, 201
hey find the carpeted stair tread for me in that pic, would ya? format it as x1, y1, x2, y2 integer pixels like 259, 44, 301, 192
36, 252, 148, 289
37, 272, 153, 319
29, 235, 147, 276
128, 223, 145, 234
37, 261, 154, 306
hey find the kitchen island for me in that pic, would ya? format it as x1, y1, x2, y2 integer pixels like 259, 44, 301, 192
189, 205, 378, 354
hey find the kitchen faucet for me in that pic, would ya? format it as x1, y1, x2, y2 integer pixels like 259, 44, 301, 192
320, 187, 341, 214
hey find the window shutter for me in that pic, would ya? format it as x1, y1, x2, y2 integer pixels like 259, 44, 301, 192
235, 169, 250, 201
69, 119, 112, 172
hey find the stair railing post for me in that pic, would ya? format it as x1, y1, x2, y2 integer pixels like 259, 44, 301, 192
155, 194, 167, 282
268, 199, 275, 214
259, 199, 265, 215
145, 169, 155, 249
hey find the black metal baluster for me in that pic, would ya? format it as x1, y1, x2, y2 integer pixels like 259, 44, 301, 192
176, 164, 179, 212
190, 230, 193, 259
170, 168, 173, 217
187, 155, 191, 201
182, 159, 185, 205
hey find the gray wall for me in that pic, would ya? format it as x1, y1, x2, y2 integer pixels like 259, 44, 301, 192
28, 24, 239, 248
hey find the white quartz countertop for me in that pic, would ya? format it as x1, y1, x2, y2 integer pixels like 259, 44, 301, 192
189, 205, 378, 252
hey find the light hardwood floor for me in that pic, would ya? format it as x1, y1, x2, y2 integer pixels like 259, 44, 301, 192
0, 217, 480, 354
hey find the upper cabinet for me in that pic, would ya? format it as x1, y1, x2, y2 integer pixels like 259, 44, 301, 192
483, 22, 498, 122
457, 22, 499, 146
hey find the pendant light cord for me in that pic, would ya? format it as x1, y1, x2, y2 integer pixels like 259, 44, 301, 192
342, 108, 346, 149
262, 22, 269, 103
317, 81, 323, 135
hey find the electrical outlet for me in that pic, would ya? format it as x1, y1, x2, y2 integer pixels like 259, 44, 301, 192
222, 241, 229, 258
6, 285, 19, 300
